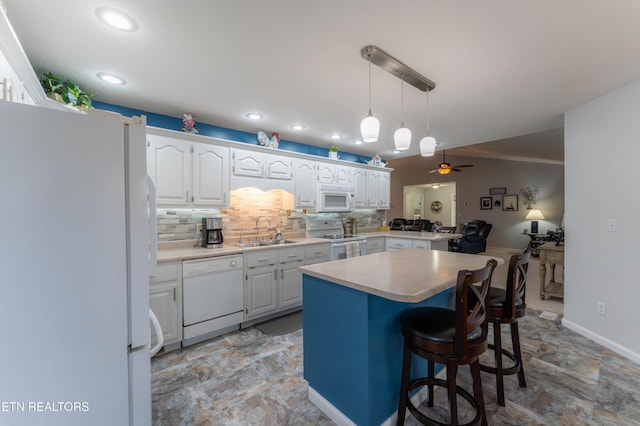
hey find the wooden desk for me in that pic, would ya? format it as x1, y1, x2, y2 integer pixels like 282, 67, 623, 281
539, 242, 564, 300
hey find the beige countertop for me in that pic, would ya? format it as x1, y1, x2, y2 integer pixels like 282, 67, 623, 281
299, 248, 504, 303
157, 237, 328, 262
156, 231, 461, 263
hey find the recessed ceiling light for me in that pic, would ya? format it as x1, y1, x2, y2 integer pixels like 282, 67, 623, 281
290, 124, 306, 131
96, 73, 126, 85
96, 7, 138, 32
353, 140, 364, 145
246, 113, 263, 120
431, 184, 441, 189
329, 133, 343, 140
392, 150, 401, 154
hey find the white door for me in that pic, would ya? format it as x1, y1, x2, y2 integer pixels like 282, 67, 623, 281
266, 154, 293, 180
233, 148, 264, 177
353, 168, 367, 208
295, 158, 317, 208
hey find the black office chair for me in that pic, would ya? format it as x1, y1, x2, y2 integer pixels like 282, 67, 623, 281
450, 220, 493, 254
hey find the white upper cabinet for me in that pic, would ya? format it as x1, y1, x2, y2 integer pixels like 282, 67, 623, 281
317, 161, 352, 187
353, 168, 367, 208
147, 135, 191, 206
265, 154, 293, 180
294, 158, 317, 208
364, 169, 391, 210
192, 143, 230, 207
232, 148, 293, 180
147, 133, 230, 208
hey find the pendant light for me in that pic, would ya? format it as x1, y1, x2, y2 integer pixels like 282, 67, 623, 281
419, 86, 436, 157
360, 55, 380, 143
393, 75, 411, 151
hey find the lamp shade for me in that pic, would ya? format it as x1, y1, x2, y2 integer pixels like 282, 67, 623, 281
360, 110, 380, 143
525, 209, 545, 220
419, 135, 436, 156
394, 123, 411, 151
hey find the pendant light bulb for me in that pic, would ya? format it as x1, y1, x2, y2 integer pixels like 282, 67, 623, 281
394, 75, 411, 151
420, 87, 437, 156
420, 135, 436, 156
361, 55, 379, 143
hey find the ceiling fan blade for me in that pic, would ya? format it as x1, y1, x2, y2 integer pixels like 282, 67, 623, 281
451, 168, 462, 172
428, 169, 439, 173
453, 164, 474, 168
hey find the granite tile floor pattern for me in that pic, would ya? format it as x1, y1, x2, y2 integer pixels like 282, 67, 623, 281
152, 309, 640, 425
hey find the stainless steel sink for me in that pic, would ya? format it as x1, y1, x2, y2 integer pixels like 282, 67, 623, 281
233, 240, 297, 248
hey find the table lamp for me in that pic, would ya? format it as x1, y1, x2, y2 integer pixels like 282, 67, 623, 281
525, 209, 545, 234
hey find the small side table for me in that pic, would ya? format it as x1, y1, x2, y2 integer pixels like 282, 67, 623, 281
522, 232, 548, 256
538, 242, 564, 300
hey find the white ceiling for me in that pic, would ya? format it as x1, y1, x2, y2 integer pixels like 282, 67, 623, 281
4, 1, 640, 162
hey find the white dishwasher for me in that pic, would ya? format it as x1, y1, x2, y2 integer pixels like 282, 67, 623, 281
182, 254, 244, 346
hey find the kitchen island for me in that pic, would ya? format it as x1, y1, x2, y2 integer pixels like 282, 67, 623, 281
300, 248, 503, 426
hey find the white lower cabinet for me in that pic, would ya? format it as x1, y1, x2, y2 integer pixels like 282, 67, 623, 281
244, 247, 304, 321
149, 261, 182, 350
385, 238, 413, 251
304, 243, 331, 265
366, 237, 385, 254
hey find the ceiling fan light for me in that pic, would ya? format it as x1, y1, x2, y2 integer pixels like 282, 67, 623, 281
419, 135, 436, 156
360, 110, 380, 143
394, 124, 411, 151
438, 167, 451, 175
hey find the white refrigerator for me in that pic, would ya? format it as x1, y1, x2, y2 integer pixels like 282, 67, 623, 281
0, 101, 157, 425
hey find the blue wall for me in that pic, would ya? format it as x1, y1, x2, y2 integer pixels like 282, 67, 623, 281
93, 101, 373, 164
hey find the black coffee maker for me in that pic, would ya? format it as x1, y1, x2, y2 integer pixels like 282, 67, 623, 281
202, 218, 224, 248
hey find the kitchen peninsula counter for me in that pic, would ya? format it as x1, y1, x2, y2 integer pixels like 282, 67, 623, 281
300, 249, 503, 426
358, 229, 462, 242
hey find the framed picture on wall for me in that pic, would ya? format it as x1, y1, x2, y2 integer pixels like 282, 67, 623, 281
502, 194, 518, 211
480, 196, 492, 210
490, 187, 507, 195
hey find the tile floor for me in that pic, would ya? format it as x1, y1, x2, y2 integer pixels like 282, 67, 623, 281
152, 309, 640, 425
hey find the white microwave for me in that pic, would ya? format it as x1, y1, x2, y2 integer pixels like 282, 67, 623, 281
317, 184, 354, 212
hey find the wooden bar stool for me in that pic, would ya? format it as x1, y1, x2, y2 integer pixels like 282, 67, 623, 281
479, 250, 530, 406
397, 259, 498, 426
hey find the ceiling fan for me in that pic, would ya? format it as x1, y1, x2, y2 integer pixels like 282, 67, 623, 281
428, 150, 474, 174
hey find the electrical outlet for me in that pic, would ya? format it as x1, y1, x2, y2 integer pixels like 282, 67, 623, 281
597, 301, 606, 316
607, 218, 617, 232
196, 223, 203, 234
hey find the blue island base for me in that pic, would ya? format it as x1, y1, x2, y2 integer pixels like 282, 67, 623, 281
303, 274, 453, 426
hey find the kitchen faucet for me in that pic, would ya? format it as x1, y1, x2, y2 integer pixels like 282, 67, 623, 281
255, 216, 270, 240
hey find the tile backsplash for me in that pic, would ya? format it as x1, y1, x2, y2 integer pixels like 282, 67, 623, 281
157, 188, 387, 244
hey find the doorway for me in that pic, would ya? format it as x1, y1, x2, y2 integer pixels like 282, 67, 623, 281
403, 182, 457, 227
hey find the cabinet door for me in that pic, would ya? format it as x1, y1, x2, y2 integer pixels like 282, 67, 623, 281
245, 266, 278, 318
352, 168, 367, 208
147, 135, 191, 206
334, 164, 352, 187
266, 154, 293, 180
192, 143, 229, 207
385, 238, 412, 251
294, 158, 317, 208
317, 162, 335, 184
412, 240, 431, 250
233, 148, 264, 177
279, 260, 303, 308
365, 171, 380, 208
149, 282, 179, 346
305, 244, 331, 265
366, 237, 385, 254
378, 171, 391, 209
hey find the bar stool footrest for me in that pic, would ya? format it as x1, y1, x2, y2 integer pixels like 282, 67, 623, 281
406, 377, 481, 426
479, 344, 522, 377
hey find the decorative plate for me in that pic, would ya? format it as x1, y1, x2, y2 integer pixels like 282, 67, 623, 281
431, 201, 443, 212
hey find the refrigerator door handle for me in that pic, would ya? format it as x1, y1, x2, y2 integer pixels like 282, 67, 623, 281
147, 176, 158, 272
149, 308, 164, 357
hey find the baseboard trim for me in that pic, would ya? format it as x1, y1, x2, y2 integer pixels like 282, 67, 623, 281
562, 318, 640, 364
307, 368, 443, 425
